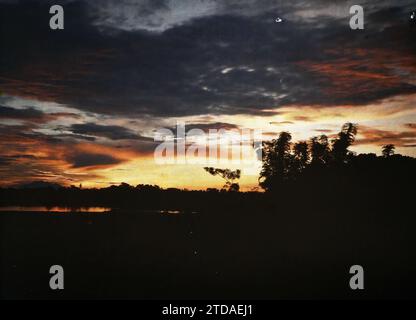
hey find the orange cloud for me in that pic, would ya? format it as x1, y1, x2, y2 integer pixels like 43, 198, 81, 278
356, 125, 416, 147
297, 48, 416, 102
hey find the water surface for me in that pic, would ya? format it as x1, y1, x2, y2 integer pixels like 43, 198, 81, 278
0, 206, 111, 213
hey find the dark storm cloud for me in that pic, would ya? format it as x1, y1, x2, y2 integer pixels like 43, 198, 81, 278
69, 122, 141, 140
67, 152, 122, 168
54, 133, 97, 141
0, 154, 37, 166
165, 122, 239, 133
0, 106, 45, 120
0, 105, 79, 122
0, 0, 415, 118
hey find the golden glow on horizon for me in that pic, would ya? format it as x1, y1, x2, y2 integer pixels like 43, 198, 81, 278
1, 94, 415, 189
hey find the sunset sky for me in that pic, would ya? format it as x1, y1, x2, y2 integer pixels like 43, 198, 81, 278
1, 0, 415, 190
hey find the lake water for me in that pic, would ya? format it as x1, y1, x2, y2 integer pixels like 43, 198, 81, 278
0, 206, 197, 214
0, 206, 111, 213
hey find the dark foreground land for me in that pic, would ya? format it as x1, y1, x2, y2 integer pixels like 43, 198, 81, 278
1, 185, 415, 299
1, 151, 416, 299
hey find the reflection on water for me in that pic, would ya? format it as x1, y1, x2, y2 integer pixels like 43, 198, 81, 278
0, 207, 200, 215
0, 206, 111, 213
159, 210, 181, 215
148, 209, 199, 215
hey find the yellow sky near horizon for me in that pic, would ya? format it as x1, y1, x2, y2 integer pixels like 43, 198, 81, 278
0, 92, 415, 190
48, 93, 416, 190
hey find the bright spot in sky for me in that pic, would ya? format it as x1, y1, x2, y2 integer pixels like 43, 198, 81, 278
221, 67, 233, 74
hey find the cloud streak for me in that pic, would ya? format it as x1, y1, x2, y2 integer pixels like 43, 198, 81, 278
69, 123, 141, 140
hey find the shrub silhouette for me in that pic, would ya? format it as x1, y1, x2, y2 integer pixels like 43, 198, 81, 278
203, 167, 241, 192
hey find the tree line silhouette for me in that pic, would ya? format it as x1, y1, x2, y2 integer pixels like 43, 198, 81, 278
260, 122, 363, 191
0, 122, 414, 211
203, 123, 414, 194
254, 123, 415, 210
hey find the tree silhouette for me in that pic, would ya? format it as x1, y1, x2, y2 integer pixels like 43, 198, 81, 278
310, 135, 330, 165
259, 131, 292, 190
382, 144, 395, 157
331, 123, 357, 163
203, 167, 241, 192
292, 141, 310, 174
